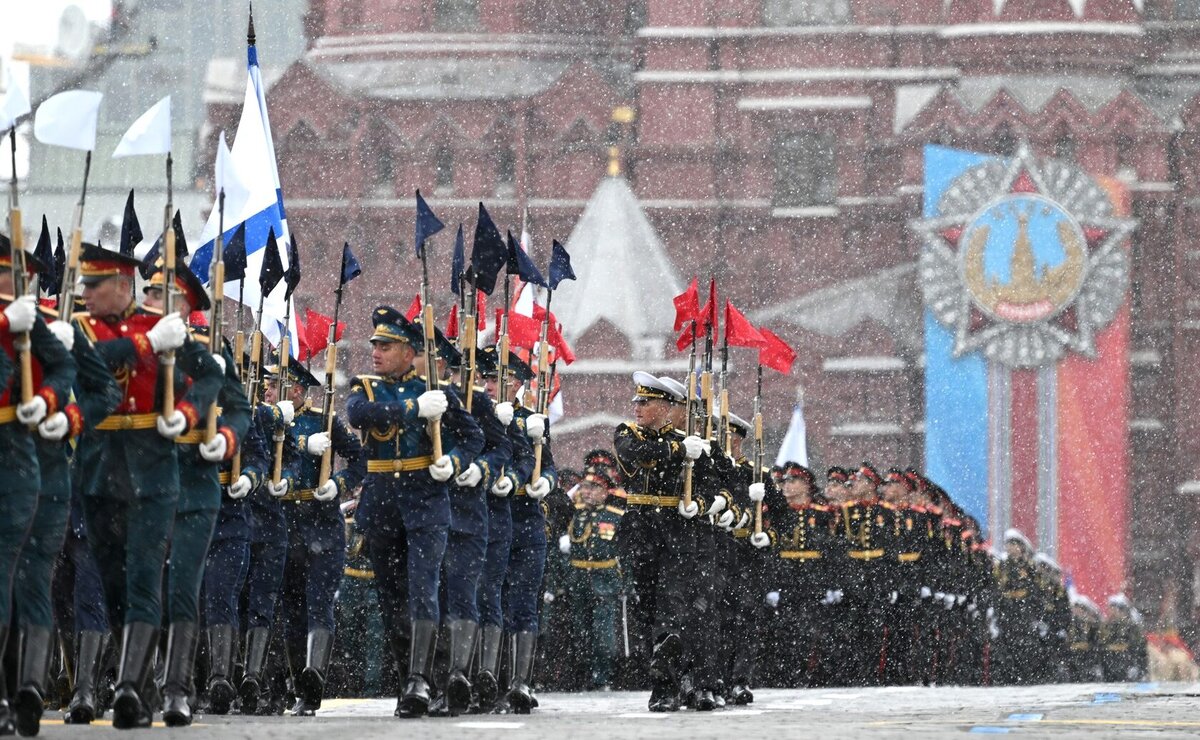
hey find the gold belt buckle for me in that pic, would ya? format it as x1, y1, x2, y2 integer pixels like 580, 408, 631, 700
120, 415, 135, 430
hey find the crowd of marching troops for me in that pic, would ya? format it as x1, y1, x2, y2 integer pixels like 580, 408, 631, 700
0, 231, 1152, 734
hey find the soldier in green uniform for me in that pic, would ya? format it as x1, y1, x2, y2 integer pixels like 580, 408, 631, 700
0, 237, 85, 736
74, 244, 223, 729
561, 468, 624, 691
141, 262, 253, 726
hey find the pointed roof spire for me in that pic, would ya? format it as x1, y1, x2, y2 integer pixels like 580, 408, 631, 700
247, 3, 256, 47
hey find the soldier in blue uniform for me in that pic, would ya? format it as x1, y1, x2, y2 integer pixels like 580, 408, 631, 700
414, 327, 511, 717
240, 364, 300, 714
0, 238, 88, 736
74, 244, 222, 729
493, 352, 556, 714
277, 361, 365, 716
470, 346, 533, 714
141, 263, 253, 726
344, 306, 483, 718
203, 357, 270, 716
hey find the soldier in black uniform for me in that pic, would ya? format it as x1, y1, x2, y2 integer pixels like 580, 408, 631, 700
612, 372, 725, 712
1100, 594, 1148, 682
838, 463, 894, 686
993, 529, 1039, 684
1066, 595, 1102, 682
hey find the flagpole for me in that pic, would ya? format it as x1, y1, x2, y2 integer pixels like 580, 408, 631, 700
530, 287, 553, 481
160, 152, 177, 423
461, 275, 477, 413
418, 240, 443, 460
57, 150, 91, 321
497, 272, 511, 405
718, 315, 731, 456
270, 285, 294, 486
701, 278, 715, 443
681, 318, 698, 509
317, 247, 349, 488
205, 187, 226, 443
753, 362, 764, 535
7, 126, 33, 412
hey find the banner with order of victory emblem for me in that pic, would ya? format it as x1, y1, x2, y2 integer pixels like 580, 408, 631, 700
912, 144, 1135, 601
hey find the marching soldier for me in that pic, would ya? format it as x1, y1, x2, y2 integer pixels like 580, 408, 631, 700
1032, 553, 1071, 683
414, 328, 510, 717
993, 529, 1039, 685
838, 463, 894, 686
612, 372, 720, 712
561, 467, 623, 691
344, 307, 483, 718
0, 236, 87, 736
241, 363, 300, 715
879, 469, 930, 685
496, 349, 557, 714
277, 360, 365, 716
74, 243, 222, 729
471, 346, 534, 714
1067, 595, 1103, 682
141, 262, 253, 726
1099, 594, 1148, 682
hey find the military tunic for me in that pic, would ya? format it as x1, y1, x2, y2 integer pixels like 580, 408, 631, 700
504, 401, 558, 635
566, 501, 624, 688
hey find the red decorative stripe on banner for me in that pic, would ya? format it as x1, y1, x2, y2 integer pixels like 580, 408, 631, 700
1009, 368, 1040, 541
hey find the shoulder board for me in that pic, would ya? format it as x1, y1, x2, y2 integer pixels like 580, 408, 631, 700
605, 505, 625, 516
355, 375, 382, 382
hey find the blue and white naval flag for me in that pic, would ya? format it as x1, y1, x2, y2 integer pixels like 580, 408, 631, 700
191, 23, 298, 356
774, 385, 809, 468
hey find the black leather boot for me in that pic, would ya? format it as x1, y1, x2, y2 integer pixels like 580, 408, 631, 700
470, 625, 502, 714
504, 631, 537, 715
239, 627, 270, 715
64, 631, 107, 724
13, 625, 53, 736
50, 629, 74, 712
162, 623, 198, 727
648, 633, 682, 713
292, 629, 332, 716
111, 623, 157, 730
396, 621, 437, 719
441, 620, 476, 717
205, 625, 236, 715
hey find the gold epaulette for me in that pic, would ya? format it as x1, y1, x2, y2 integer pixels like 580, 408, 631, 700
605, 505, 625, 516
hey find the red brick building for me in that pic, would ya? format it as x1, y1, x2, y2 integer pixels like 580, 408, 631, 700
206, 0, 1200, 623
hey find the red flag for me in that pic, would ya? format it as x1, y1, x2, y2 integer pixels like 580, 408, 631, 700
476, 290, 487, 331
446, 304, 459, 339
724, 300, 767, 349
676, 322, 699, 353
507, 311, 540, 350
303, 308, 345, 357
295, 311, 312, 361
404, 294, 422, 321
700, 278, 718, 333
672, 277, 699, 332
758, 328, 796, 374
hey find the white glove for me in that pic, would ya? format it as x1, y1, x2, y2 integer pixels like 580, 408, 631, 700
833, 589, 844, 604
822, 590, 837, 606
146, 314, 187, 352
736, 511, 751, 530
199, 433, 228, 462
525, 413, 547, 441
306, 432, 331, 456
275, 400, 295, 426
765, 591, 781, 608
543, 591, 555, 604
717, 509, 735, 529
267, 479, 290, 498
429, 455, 455, 482
558, 534, 571, 555
491, 476, 514, 497
943, 594, 957, 611
417, 390, 447, 419
3, 295, 37, 333
889, 590, 899, 605
708, 495, 726, 516
750, 532, 770, 549
494, 401, 514, 427
314, 479, 339, 502
748, 482, 765, 502
212, 353, 227, 374
17, 396, 47, 425
678, 500, 699, 519
681, 435, 706, 460
38, 412, 70, 441
956, 594, 967, 606
920, 586, 933, 599
155, 410, 187, 439
228, 475, 252, 499
48, 320, 75, 351
527, 476, 552, 500
455, 463, 483, 488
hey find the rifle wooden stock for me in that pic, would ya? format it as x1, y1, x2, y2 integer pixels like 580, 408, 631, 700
462, 313, 477, 413
271, 332, 291, 485
719, 387, 730, 456
754, 411, 764, 535
7, 208, 33, 408
530, 318, 551, 481
422, 303, 442, 460
497, 323, 510, 404
161, 221, 177, 419
205, 260, 225, 443
682, 368, 698, 508
700, 371, 713, 441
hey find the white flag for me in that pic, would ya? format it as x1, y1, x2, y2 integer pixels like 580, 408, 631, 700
112, 96, 171, 158
34, 90, 103, 151
0, 68, 31, 130
775, 386, 808, 467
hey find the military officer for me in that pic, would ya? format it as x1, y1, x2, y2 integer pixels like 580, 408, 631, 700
612, 372, 718, 712
414, 328, 511, 717
471, 346, 534, 714
277, 360, 365, 716
0, 237, 88, 736
74, 244, 222, 729
141, 262, 253, 726
344, 307, 483, 718
561, 468, 624, 690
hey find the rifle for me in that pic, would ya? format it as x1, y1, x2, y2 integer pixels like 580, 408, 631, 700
681, 320, 698, 509
159, 153, 177, 422
7, 126, 32, 415
317, 246, 350, 487
418, 238, 442, 459
205, 187, 226, 444
753, 363, 765, 535
530, 289, 552, 480
57, 152, 92, 321
270, 288, 294, 486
